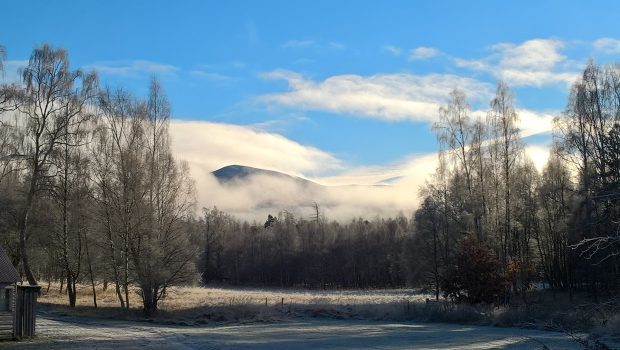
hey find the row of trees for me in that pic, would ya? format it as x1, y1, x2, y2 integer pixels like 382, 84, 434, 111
1, 43, 618, 312
0, 44, 195, 315
411, 63, 620, 303
197, 207, 407, 288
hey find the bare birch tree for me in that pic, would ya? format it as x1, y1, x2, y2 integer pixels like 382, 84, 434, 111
15, 44, 97, 285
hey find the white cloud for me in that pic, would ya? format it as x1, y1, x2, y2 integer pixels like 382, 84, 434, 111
86, 60, 179, 77
470, 108, 556, 138
524, 144, 551, 172
259, 70, 493, 122
593, 38, 620, 54
296, 152, 440, 220
516, 109, 555, 137
167, 120, 437, 221
492, 40, 565, 71
455, 39, 579, 87
169, 120, 342, 177
409, 47, 439, 60
192, 170, 425, 221
382, 45, 403, 56
168, 118, 554, 221
170, 120, 434, 220
258, 67, 557, 135
168, 120, 340, 219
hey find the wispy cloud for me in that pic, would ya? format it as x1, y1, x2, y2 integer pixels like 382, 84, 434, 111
316, 153, 437, 186
593, 37, 620, 54
292, 58, 315, 65
87, 60, 179, 77
282, 39, 316, 49
409, 47, 440, 60
283, 39, 346, 51
454, 38, 579, 87
246, 19, 259, 46
230, 61, 247, 69
382, 45, 403, 56
259, 69, 492, 122
190, 70, 237, 83
328, 42, 346, 50
249, 114, 310, 133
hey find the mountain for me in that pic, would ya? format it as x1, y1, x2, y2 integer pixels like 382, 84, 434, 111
212, 165, 395, 188
375, 176, 404, 185
212, 165, 317, 187
208, 165, 410, 220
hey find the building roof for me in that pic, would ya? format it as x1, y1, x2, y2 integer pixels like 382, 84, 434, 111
0, 245, 20, 284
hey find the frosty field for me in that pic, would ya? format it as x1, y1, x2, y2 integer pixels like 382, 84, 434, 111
0, 285, 600, 349
39, 284, 433, 311
0, 315, 585, 350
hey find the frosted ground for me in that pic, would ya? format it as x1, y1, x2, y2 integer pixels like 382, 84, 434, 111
4, 286, 612, 349
40, 285, 434, 310
1, 315, 584, 349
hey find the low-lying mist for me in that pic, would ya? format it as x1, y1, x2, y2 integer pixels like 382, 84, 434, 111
170, 120, 550, 222
189, 166, 429, 222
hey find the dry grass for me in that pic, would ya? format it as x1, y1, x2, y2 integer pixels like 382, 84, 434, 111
37, 282, 620, 340
39, 282, 430, 310
38, 282, 436, 324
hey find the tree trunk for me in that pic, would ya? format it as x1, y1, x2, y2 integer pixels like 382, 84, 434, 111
123, 233, 130, 310
59, 273, 64, 294
67, 273, 76, 307
142, 287, 158, 316
84, 231, 97, 308
17, 177, 38, 286
104, 204, 125, 309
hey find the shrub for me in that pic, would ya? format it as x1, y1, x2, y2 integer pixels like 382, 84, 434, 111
442, 236, 504, 304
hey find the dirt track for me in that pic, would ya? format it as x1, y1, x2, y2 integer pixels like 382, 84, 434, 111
0, 314, 591, 349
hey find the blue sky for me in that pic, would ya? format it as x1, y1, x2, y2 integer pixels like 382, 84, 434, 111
2, 1, 620, 176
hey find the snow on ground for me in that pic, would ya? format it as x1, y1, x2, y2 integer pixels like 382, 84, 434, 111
0, 315, 583, 350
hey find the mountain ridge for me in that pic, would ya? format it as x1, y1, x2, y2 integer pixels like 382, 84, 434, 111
211, 164, 393, 187
212, 165, 317, 187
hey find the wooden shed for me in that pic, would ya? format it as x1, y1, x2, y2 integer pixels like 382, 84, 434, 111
0, 246, 41, 340
0, 245, 20, 340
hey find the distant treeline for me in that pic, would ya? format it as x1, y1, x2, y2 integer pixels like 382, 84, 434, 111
196, 207, 409, 289
0, 44, 619, 315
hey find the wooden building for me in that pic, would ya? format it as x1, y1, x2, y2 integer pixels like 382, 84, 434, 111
0, 246, 41, 340
0, 245, 19, 340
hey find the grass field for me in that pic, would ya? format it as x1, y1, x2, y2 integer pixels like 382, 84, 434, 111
39, 283, 430, 311
38, 282, 442, 324
39, 282, 431, 311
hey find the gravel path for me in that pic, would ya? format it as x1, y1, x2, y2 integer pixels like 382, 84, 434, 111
0, 315, 586, 349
